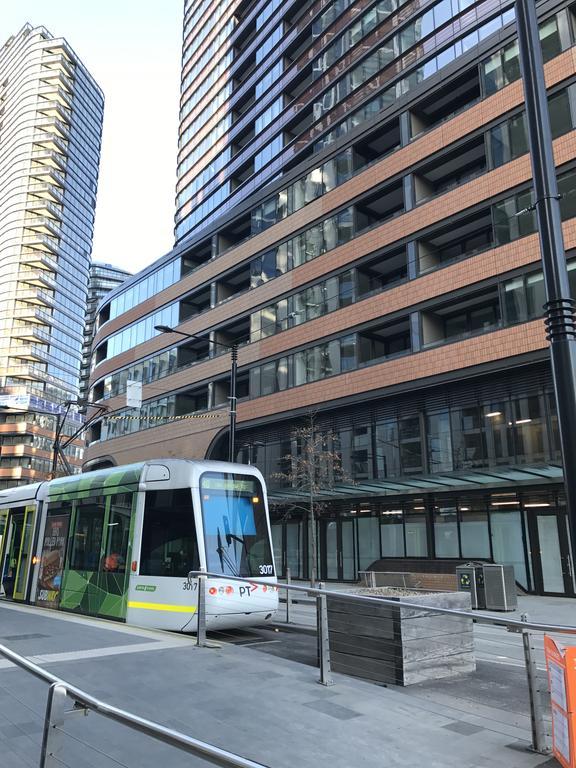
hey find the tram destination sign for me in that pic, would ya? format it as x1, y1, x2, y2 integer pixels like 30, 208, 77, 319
202, 476, 256, 493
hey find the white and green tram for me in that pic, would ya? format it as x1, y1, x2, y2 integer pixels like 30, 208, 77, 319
0, 460, 278, 631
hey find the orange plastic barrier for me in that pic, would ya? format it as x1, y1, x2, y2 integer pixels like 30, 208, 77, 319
544, 636, 576, 767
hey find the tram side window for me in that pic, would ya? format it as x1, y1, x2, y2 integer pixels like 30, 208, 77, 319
140, 489, 199, 577
102, 494, 132, 573
70, 497, 105, 571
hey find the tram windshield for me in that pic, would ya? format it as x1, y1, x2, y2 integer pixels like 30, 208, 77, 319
200, 473, 274, 577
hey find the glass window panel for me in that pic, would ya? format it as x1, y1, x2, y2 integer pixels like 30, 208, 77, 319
549, 89, 572, 138
357, 516, 381, 569
340, 335, 357, 371
434, 506, 459, 557
503, 276, 528, 323
140, 489, 199, 577
70, 498, 105, 571
490, 507, 527, 588
526, 272, 546, 318
399, 416, 423, 472
380, 511, 405, 556
460, 506, 490, 558
427, 411, 453, 472
261, 362, 277, 395
405, 510, 428, 556
326, 339, 341, 375
294, 351, 307, 386
375, 419, 400, 478
103, 494, 132, 573
559, 170, 576, 221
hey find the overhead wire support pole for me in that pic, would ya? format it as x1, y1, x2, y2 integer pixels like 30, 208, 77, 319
228, 343, 238, 463
515, 0, 576, 560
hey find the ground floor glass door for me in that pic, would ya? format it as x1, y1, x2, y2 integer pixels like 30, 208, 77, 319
320, 518, 357, 581
527, 510, 574, 595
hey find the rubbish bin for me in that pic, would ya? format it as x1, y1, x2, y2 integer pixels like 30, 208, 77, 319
482, 564, 517, 611
456, 563, 485, 609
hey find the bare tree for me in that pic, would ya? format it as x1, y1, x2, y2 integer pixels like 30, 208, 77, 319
273, 413, 345, 586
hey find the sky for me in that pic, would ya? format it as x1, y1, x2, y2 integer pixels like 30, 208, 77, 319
2, 1, 183, 273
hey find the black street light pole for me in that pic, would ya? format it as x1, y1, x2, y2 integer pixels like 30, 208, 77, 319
155, 325, 238, 463
516, 0, 576, 559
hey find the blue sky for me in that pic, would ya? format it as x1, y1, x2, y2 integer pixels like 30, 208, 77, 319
2, 1, 183, 274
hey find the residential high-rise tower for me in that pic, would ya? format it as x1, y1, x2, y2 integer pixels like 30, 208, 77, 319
79, 262, 130, 408
88, 0, 576, 595
0, 24, 103, 485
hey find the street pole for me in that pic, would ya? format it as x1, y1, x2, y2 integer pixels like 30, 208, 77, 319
228, 344, 238, 463
50, 412, 62, 478
516, 0, 576, 560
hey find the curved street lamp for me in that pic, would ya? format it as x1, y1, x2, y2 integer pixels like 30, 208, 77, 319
155, 325, 238, 463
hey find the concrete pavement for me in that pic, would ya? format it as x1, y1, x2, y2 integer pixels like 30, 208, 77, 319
0, 599, 562, 768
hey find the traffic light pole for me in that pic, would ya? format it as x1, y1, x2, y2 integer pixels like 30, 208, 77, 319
516, 0, 576, 560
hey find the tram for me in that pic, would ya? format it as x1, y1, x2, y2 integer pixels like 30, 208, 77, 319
0, 460, 278, 631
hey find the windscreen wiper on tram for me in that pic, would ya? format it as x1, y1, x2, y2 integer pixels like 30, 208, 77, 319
216, 526, 240, 576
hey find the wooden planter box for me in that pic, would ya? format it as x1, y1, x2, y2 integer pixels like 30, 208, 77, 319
327, 590, 475, 686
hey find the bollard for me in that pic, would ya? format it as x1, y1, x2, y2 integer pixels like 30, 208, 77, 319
286, 567, 292, 624
521, 613, 549, 754
40, 682, 67, 768
316, 582, 334, 687
196, 568, 207, 648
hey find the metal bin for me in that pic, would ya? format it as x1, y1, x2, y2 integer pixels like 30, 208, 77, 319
456, 563, 486, 609
482, 564, 517, 611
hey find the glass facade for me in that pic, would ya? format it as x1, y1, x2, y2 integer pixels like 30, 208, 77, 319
89, 0, 576, 595
0, 24, 103, 483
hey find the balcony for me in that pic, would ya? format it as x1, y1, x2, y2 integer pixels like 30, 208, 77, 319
36, 100, 71, 123
21, 234, 59, 255
29, 166, 65, 188
41, 53, 75, 79
20, 251, 58, 272
14, 289, 56, 308
19, 269, 57, 290
27, 183, 64, 204
24, 216, 62, 238
421, 287, 502, 348
34, 117, 70, 140
10, 344, 50, 363
413, 137, 487, 206
12, 307, 53, 325
32, 132, 68, 156
31, 149, 67, 172
24, 199, 63, 222
38, 84, 73, 110
40, 69, 74, 93
11, 325, 51, 343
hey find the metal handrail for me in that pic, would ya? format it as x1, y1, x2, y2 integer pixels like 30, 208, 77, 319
188, 571, 576, 635
0, 642, 269, 768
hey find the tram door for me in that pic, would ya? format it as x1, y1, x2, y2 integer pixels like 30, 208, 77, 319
0, 507, 36, 601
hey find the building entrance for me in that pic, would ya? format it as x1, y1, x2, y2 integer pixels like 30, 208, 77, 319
320, 519, 357, 581
527, 509, 575, 596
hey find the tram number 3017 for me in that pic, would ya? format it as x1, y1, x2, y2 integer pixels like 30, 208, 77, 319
258, 564, 273, 575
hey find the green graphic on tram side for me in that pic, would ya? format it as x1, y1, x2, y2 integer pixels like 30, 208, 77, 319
60, 568, 128, 619
48, 463, 145, 500
135, 584, 157, 592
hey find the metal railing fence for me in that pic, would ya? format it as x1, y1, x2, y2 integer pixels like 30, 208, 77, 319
0, 641, 270, 768
189, 569, 576, 756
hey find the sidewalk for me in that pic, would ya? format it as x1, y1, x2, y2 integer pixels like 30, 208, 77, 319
0, 600, 559, 768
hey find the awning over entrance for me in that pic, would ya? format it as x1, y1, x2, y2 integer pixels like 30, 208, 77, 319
267, 463, 564, 504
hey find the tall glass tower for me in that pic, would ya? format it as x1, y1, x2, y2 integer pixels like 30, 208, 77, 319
0, 24, 103, 485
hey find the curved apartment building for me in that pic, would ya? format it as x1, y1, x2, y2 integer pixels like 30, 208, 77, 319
0, 24, 103, 485
87, 0, 576, 594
